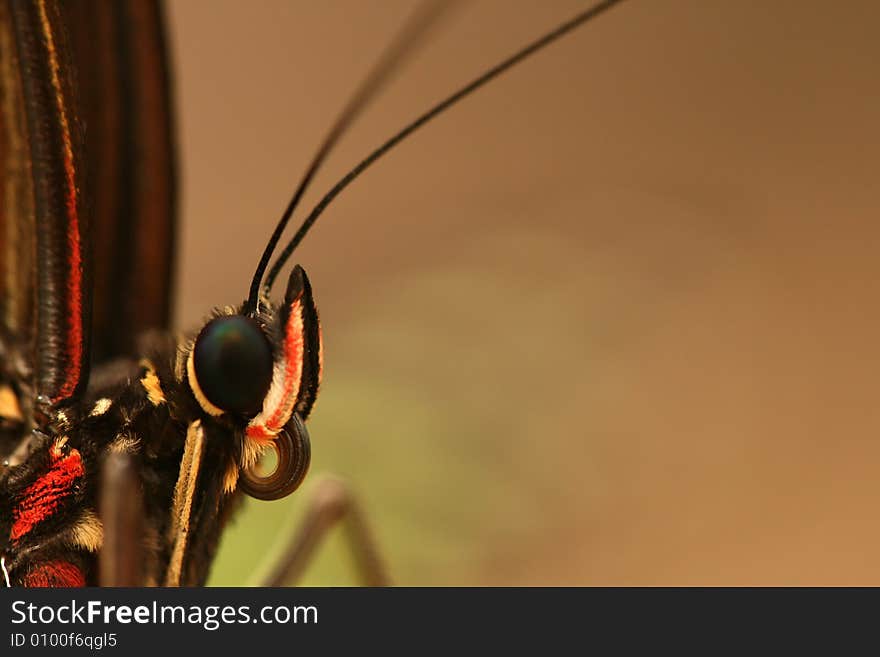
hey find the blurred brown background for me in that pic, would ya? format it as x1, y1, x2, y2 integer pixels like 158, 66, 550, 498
165, 1, 880, 585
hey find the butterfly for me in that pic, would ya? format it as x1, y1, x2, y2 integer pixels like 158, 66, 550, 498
0, 0, 623, 588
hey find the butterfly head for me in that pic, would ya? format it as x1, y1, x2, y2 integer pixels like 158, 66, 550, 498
183, 264, 321, 500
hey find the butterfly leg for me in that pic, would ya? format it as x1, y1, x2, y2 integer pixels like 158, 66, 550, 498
99, 450, 144, 586
259, 475, 390, 586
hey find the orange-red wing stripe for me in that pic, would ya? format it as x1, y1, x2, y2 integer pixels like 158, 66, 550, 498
38, 0, 84, 402
10, 0, 91, 408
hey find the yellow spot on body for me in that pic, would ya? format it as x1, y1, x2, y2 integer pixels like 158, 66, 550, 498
223, 461, 240, 494
50, 436, 69, 457
139, 360, 166, 406
241, 436, 266, 474
67, 510, 103, 552
90, 398, 112, 416
0, 384, 22, 422
109, 434, 140, 454
55, 410, 70, 428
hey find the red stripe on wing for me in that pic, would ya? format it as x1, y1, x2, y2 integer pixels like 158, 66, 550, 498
38, 0, 85, 402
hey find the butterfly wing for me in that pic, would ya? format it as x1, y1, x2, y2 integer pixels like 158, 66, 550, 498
61, 0, 177, 362
0, 0, 176, 411
1, 0, 91, 422
58, 0, 179, 585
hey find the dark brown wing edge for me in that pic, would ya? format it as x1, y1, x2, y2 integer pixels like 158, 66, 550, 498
61, 0, 177, 363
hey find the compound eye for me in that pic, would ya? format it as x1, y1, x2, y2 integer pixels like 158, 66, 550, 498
192, 316, 273, 415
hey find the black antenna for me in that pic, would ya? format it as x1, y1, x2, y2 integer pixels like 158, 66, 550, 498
244, 0, 457, 315
264, 0, 626, 293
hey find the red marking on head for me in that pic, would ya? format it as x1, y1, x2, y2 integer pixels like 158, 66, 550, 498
245, 424, 274, 445
10, 445, 84, 542
22, 560, 85, 588
268, 299, 304, 428
257, 298, 304, 436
